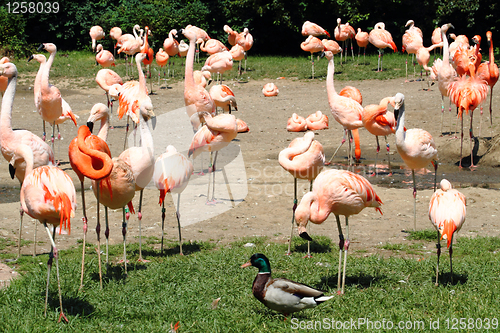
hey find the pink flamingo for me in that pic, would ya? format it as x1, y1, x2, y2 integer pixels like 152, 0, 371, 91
13, 143, 76, 322
209, 84, 238, 113
334, 18, 355, 64
178, 40, 189, 60
1, 62, 55, 258
402, 20, 423, 81
416, 42, 443, 84
429, 179, 466, 285
394, 93, 438, 230
117, 25, 143, 77
321, 39, 342, 55
229, 44, 245, 76
301, 21, 330, 37
295, 168, 382, 294
153, 145, 193, 255
362, 96, 396, 176
37, 43, 78, 151
305, 111, 329, 130
355, 28, 369, 63
96, 44, 115, 67
185, 25, 210, 63
90, 25, 105, 52
236, 118, 249, 133
324, 51, 363, 167
279, 131, 324, 257
182, 26, 216, 132
163, 29, 180, 77
236, 28, 253, 72
453, 35, 482, 78
188, 112, 238, 204
262, 83, 279, 97
476, 31, 499, 128
201, 50, 233, 83
193, 70, 212, 88
155, 48, 169, 86
109, 27, 122, 57
368, 22, 397, 71
448, 33, 469, 62
223, 25, 238, 46
96, 68, 123, 116
300, 35, 324, 79
431, 26, 443, 57
200, 38, 229, 55
286, 113, 307, 132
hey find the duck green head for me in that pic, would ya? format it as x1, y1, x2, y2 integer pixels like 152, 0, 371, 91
241, 253, 271, 273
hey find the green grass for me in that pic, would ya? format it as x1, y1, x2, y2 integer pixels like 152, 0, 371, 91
407, 229, 439, 241
1, 235, 500, 332
10, 50, 412, 89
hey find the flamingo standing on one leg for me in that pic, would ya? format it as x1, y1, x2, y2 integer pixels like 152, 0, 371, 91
110, 26, 122, 57
117, 25, 143, 78
11, 143, 76, 322
155, 48, 169, 87
140, 26, 155, 94
368, 22, 397, 72
153, 145, 193, 255
416, 42, 444, 87
476, 31, 499, 128
362, 96, 396, 176
279, 131, 324, 257
394, 93, 438, 231
355, 28, 369, 64
301, 35, 324, 79
163, 29, 180, 78
334, 18, 355, 64
68, 120, 112, 290
90, 26, 105, 52
1, 62, 55, 259
236, 28, 253, 73
295, 169, 382, 294
402, 20, 423, 81
223, 25, 238, 46
429, 179, 466, 285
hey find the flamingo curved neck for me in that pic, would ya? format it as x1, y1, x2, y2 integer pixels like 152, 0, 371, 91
0, 74, 16, 140
185, 35, 196, 87
278, 134, 314, 171
41, 49, 56, 94
326, 56, 338, 99
441, 28, 450, 66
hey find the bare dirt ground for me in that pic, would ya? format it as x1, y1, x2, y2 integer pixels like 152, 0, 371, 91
1, 65, 500, 286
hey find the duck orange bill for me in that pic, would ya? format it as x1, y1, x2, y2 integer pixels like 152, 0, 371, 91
240, 261, 252, 268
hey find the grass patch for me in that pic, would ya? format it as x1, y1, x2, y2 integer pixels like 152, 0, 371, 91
407, 229, 438, 241
1, 235, 500, 332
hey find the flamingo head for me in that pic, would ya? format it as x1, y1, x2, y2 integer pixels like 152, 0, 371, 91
0, 62, 17, 78
96, 44, 103, 53
405, 20, 414, 28
441, 23, 454, 34
439, 179, 452, 191
38, 43, 57, 53
471, 35, 481, 46
87, 103, 109, 131
486, 31, 492, 42
393, 93, 405, 119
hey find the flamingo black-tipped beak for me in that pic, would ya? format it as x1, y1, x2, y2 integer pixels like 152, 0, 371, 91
146, 53, 150, 62
9, 164, 16, 179
86, 121, 94, 133
299, 232, 313, 242
320, 51, 326, 58
27, 55, 34, 63
37, 44, 44, 51
394, 108, 399, 120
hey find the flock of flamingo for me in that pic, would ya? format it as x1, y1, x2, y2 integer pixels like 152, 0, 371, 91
0, 17, 496, 319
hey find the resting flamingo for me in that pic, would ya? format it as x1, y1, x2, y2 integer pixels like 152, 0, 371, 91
295, 168, 382, 294
209, 84, 237, 113
1, 62, 55, 258
279, 131, 324, 257
362, 96, 396, 176
334, 18, 355, 64
68, 120, 112, 290
368, 22, 397, 71
163, 29, 180, 77
301, 21, 330, 37
12, 143, 76, 322
200, 38, 228, 55
286, 113, 307, 132
429, 179, 466, 285
153, 145, 193, 255
236, 118, 249, 133
306, 111, 328, 130
262, 83, 279, 97
476, 31, 499, 128
355, 28, 369, 63
96, 44, 115, 67
300, 35, 324, 79
402, 20, 423, 81
321, 39, 342, 63
178, 40, 189, 61
394, 93, 438, 230
90, 25, 105, 52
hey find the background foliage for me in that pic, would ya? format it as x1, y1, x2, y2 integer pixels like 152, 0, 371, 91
0, 0, 498, 58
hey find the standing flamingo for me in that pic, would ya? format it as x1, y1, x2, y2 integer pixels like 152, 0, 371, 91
153, 145, 193, 255
295, 169, 382, 294
300, 35, 324, 79
140, 26, 155, 94
178, 40, 189, 62
117, 25, 143, 77
68, 120, 112, 290
201, 50, 233, 84
200, 39, 228, 55
229, 44, 245, 76
355, 28, 369, 64
431, 26, 443, 57
416, 42, 444, 84
90, 25, 105, 52
429, 179, 466, 285
368, 22, 398, 71
453, 35, 482, 77
209, 84, 237, 114
334, 18, 355, 64
402, 20, 423, 81
394, 93, 438, 230
96, 68, 123, 117
193, 70, 212, 88
188, 112, 238, 204
185, 25, 210, 63
279, 131, 324, 257
1, 62, 55, 258
96, 44, 115, 67
287, 113, 307, 132
324, 51, 363, 167
110, 27, 122, 57
362, 96, 396, 176
236, 28, 253, 72
163, 29, 180, 77
155, 48, 169, 86
321, 39, 342, 56
12, 143, 76, 322
476, 31, 499, 127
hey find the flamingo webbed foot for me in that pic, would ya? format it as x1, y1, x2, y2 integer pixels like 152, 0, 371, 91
58, 312, 69, 323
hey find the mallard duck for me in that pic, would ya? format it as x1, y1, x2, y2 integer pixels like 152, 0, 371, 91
241, 253, 334, 316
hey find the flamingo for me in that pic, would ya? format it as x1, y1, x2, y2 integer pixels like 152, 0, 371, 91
448, 33, 469, 63
368, 22, 397, 72
431, 23, 457, 134
90, 25, 105, 52
155, 48, 169, 86
476, 31, 499, 127
223, 25, 238, 46
301, 21, 330, 37
402, 20, 423, 81
236, 118, 249, 133
163, 29, 180, 77
201, 50, 233, 83
178, 40, 189, 61
1, 62, 55, 259
153, 145, 193, 255
68, 119, 112, 290
188, 112, 238, 204
11, 143, 76, 322
431, 26, 443, 57
229, 44, 245, 76
182, 26, 216, 132
334, 18, 355, 64
453, 35, 482, 77
193, 70, 212, 88
236, 28, 253, 72
300, 35, 324, 79
321, 39, 342, 56
362, 96, 396, 176
117, 25, 143, 77
0, 57, 9, 96
305, 111, 329, 130
279, 131, 324, 257
324, 51, 363, 167
416, 42, 444, 84
393, 93, 438, 230
286, 113, 307, 132
109, 27, 122, 57
209, 84, 237, 114
37, 43, 78, 153
200, 38, 228, 55
140, 26, 155, 94
185, 25, 210, 63
295, 168, 382, 294
262, 83, 279, 97
429, 179, 466, 285
95, 44, 115, 67
355, 28, 369, 64
96, 68, 123, 117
